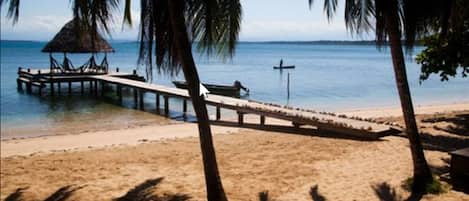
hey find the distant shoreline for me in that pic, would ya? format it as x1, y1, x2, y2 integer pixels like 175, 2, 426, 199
0, 39, 423, 46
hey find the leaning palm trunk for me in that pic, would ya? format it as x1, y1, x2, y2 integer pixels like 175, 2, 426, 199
384, 1, 432, 193
167, 0, 228, 200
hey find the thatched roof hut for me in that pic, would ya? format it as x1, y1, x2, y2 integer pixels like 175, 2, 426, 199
42, 18, 114, 53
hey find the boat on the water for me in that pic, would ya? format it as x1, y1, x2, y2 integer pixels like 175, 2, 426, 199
273, 59, 295, 69
273, 65, 295, 69
172, 80, 249, 98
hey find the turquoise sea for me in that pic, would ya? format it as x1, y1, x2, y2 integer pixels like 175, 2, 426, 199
1, 41, 468, 139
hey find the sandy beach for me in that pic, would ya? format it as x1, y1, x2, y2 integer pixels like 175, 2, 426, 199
1, 102, 469, 201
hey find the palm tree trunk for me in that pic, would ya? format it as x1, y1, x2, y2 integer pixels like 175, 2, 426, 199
384, 1, 432, 193
167, 1, 227, 201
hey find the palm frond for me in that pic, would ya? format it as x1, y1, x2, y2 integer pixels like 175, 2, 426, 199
1, 0, 20, 24
138, 0, 242, 79
122, 0, 132, 27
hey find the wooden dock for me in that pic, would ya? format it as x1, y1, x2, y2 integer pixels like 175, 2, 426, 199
17, 67, 400, 139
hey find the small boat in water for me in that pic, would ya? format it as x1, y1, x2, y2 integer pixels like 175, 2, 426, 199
273, 59, 295, 69
172, 80, 249, 98
273, 65, 295, 69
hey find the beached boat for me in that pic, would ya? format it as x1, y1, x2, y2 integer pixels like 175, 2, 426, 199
273, 65, 295, 69
172, 80, 249, 98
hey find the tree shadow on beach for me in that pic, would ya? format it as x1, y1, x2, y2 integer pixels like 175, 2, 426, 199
309, 185, 326, 201
4, 187, 28, 201
419, 132, 469, 152
372, 182, 402, 201
421, 114, 469, 137
210, 120, 384, 142
258, 191, 270, 201
114, 177, 190, 201
43, 185, 84, 201
3, 185, 83, 201
372, 182, 425, 201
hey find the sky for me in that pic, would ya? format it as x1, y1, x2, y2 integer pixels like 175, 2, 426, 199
0, 0, 371, 41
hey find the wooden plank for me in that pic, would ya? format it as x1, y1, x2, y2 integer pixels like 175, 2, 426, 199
91, 74, 397, 137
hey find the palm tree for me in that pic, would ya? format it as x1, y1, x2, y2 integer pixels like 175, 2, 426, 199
308, 0, 457, 193
1, 0, 241, 200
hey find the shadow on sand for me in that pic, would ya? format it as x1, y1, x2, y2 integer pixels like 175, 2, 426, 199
210, 120, 384, 142
309, 185, 327, 201
3, 185, 83, 201
114, 177, 190, 201
421, 114, 469, 137
419, 132, 469, 152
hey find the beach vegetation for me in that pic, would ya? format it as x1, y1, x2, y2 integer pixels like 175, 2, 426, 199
415, 0, 469, 82
402, 175, 449, 194
307, 0, 462, 194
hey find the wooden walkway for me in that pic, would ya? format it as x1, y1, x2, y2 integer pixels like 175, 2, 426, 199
17, 68, 400, 139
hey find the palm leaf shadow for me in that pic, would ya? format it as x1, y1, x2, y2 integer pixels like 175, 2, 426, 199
4, 187, 28, 201
114, 177, 190, 201
372, 182, 402, 201
309, 185, 326, 201
43, 185, 84, 201
258, 191, 269, 201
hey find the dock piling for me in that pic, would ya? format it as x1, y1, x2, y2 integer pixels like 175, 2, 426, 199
216, 106, 221, 120
26, 82, 32, 93
155, 93, 160, 114
164, 96, 169, 117
94, 80, 98, 96
17, 79, 23, 90
57, 82, 61, 95
182, 99, 187, 118
68, 82, 72, 95
139, 89, 144, 110
238, 112, 244, 125
117, 85, 122, 103
133, 88, 138, 108
260, 115, 266, 125
89, 81, 93, 94
80, 81, 84, 95
100, 81, 105, 97
50, 82, 55, 96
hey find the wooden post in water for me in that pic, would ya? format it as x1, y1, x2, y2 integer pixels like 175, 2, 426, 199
68, 82, 72, 95
50, 82, 55, 96
117, 85, 122, 103
57, 82, 61, 95
260, 115, 266, 125
26, 82, 32, 93
182, 99, 187, 118
80, 81, 84, 95
89, 81, 93, 94
17, 67, 22, 90
116, 68, 120, 73
100, 81, 105, 97
139, 89, 144, 110
287, 72, 290, 99
238, 112, 244, 125
164, 95, 169, 117
155, 93, 160, 114
216, 106, 221, 120
38, 86, 43, 96
133, 88, 138, 108
94, 80, 98, 96
17, 79, 22, 90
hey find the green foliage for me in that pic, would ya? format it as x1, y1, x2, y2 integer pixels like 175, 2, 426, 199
401, 176, 449, 194
415, 0, 469, 82
415, 29, 469, 82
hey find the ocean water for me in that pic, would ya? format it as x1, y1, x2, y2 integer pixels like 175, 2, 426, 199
1, 41, 468, 139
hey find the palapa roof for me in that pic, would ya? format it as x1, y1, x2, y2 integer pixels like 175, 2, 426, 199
42, 18, 114, 53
